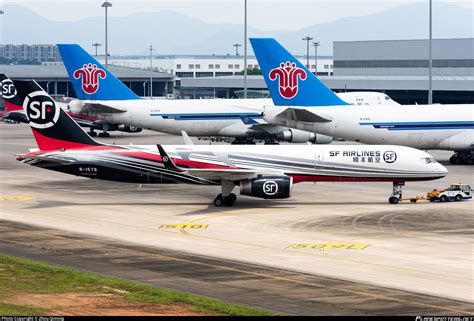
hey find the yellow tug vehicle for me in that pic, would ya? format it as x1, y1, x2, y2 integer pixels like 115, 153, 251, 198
398, 183, 472, 203
426, 183, 472, 202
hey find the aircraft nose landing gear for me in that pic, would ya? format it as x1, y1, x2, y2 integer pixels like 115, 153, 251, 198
213, 180, 237, 207
389, 181, 405, 204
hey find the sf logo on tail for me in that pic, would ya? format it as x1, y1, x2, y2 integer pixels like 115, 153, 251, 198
73, 63, 106, 95
1, 79, 17, 99
23, 91, 60, 129
269, 61, 307, 99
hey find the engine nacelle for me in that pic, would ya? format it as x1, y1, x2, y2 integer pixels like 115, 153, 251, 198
240, 176, 293, 199
275, 129, 333, 144
67, 99, 85, 114
312, 133, 333, 144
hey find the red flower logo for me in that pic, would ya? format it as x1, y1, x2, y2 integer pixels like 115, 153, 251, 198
269, 61, 307, 99
73, 63, 106, 95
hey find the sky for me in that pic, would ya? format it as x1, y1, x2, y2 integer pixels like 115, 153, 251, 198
1, 0, 473, 31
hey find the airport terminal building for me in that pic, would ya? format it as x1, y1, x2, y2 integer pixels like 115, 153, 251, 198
0, 64, 176, 98
179, 38, 474, 104
1, 38, 472, 104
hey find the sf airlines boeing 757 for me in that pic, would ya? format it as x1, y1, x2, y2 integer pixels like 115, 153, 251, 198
15, 80, 446, 206
250, 38, 474, 164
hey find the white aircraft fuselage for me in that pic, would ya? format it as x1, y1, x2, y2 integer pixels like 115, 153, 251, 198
264, 103, 474, 151
69, 92, 397, 142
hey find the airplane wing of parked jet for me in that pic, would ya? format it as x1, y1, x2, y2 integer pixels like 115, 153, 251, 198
271, 108, 333, 123
72, 101, 127, 114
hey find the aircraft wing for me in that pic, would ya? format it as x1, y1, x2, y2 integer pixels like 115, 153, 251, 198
80, 103, 126, 114
156, 144, 283, 181
184, 168, 285, 181
274, 108, 333, 123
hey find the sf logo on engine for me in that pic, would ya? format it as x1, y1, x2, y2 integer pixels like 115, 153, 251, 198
23, 91, 60, 129
263, 180, 279, 196
1, 79, 16, 99
383, 151, 397, 163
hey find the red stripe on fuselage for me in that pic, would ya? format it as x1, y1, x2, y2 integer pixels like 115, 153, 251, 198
289, 175, 437, 183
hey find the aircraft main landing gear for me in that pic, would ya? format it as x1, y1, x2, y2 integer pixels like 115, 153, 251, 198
389, 181, 405, 204
213, 180, 237, 207
213, 193, 237, 207
449, 152, 474, 165
231, 138, 256, 145
98, 123, 111, 138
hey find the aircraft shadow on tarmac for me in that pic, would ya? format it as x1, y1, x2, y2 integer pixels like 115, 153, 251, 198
25, 198, 393, 212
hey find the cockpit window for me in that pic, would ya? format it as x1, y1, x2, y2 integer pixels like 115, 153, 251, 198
384, 96, 391, 100
421, 157, 438, 164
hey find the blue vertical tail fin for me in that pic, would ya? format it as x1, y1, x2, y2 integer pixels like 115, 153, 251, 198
250, 38, 348, 107
57, 44, 141, 101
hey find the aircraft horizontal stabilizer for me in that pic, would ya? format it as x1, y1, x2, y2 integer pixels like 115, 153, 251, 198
19, 154, 74, 165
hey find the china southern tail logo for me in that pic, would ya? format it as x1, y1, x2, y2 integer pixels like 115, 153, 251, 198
23, 91, 60, 129
269, 61, 307, 99
73, 63, 106, 94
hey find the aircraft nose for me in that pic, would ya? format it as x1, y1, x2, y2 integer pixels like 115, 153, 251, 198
437, 163, 448, 176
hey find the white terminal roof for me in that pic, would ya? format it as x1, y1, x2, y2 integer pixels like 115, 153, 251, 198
0, 64, 175, 80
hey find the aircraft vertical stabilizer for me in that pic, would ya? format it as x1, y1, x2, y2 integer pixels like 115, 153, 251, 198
250, 38, 348, 107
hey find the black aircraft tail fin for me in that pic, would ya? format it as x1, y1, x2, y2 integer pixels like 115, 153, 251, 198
13, 80, 103, 150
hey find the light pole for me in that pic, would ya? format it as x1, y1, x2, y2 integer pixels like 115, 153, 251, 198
243, 0, 247, 99
428, 0, 433, 104
149, 45, 154, 98
302, 36, 313, 69
143, 81, 148, 97
233, 43, 242, 56
312, 41, 320, 75
101, 1, 112, 68
92, 43, 102, 57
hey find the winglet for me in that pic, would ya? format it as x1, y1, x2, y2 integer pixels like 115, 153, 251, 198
157, 144, 182, 172
180, 130, 194, 145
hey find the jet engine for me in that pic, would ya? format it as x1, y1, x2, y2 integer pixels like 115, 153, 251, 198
275, 129, 333, 144
240, 176, 293, 199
